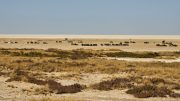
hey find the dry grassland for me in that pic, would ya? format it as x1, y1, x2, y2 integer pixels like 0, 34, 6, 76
0, 48, 179, 100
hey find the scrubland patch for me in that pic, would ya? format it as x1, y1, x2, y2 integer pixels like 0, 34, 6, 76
126, 85, 180, 98
0, 48, 179, 99
91, 78, 133, 90
6, 68, 85, 95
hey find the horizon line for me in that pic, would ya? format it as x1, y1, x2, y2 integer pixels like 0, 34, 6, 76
1, 34, 180, 39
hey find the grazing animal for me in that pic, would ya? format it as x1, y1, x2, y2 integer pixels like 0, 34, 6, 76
130, 41, 136, 43
162, 40, 166, 44
104, 43, 111, 46
156, 44, 167, 47
124, 41, 129, 44
71, 43, 78, 46
64, 38, 68, 41
43, 42, 48, 44
82, 43, 98, 46
119, 42, 122, 45
144, 42, 149, 44
110, 41, 113, 43
122, 43, 129, 46
169, 43, 178, 47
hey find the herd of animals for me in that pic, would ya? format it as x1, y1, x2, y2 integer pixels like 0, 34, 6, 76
0, 38, 179, 47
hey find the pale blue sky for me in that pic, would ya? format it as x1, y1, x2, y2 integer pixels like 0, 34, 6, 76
0, 0, 180, 35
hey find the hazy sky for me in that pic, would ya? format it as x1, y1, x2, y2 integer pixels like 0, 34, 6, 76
0, 0, 180, 35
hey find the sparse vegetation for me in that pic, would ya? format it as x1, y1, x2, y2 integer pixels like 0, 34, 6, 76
105, 51, 159, 58
92, 78, 133, 90
45, 80, 85, 94
6, 68, 85, 94
1, 48, 179, 59
6, 68, 46, 85
126, 85, 180, 98
0, 48, 179, 99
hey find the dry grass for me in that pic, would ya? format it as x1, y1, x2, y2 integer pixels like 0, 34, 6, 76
91, 76, 180, 98
45, 80, 85, 94
0, 48, 179, 98
91, 78, 133, 90
6, 68, 46, 85
29, 97, 83, 101
126, 85, 180, 98
6, 69, 85, 94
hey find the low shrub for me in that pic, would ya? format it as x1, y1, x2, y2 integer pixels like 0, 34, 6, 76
6, 68, 46, 85
71, 50, 93, 59
46, 80, 84, 94
105, 51, 159, 58
126, 85, 180, 98
14, 59, 33, 63
0, 50, 11, 55
92, 78, 133, 90
6, 68, 84, 94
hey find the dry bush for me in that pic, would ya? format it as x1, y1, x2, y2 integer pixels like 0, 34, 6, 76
104, 51, 159, 58
6, 68, 46, 85
148, 78, 180, 90
13, 59, 33, 63
126, 85, 180, 98
34, 80, 85, 95
0, 50, 11, 55
45, 80, 85, 94
6, 68, 85, 94
45, 48, 60, 52
91, 78, 133, 90
129, 76, 180, 90
34, 80, 85, 94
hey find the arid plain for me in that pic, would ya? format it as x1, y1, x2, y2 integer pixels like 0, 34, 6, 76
1, 35, 180, 51
0, 35, 180, 101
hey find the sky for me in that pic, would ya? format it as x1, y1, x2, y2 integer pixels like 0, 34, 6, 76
0, 0, 180, 35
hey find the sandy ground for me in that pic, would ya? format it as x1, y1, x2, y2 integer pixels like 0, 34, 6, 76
0, 73, 179, 101
105, 57, 180, 63
0, 35, 180, 51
